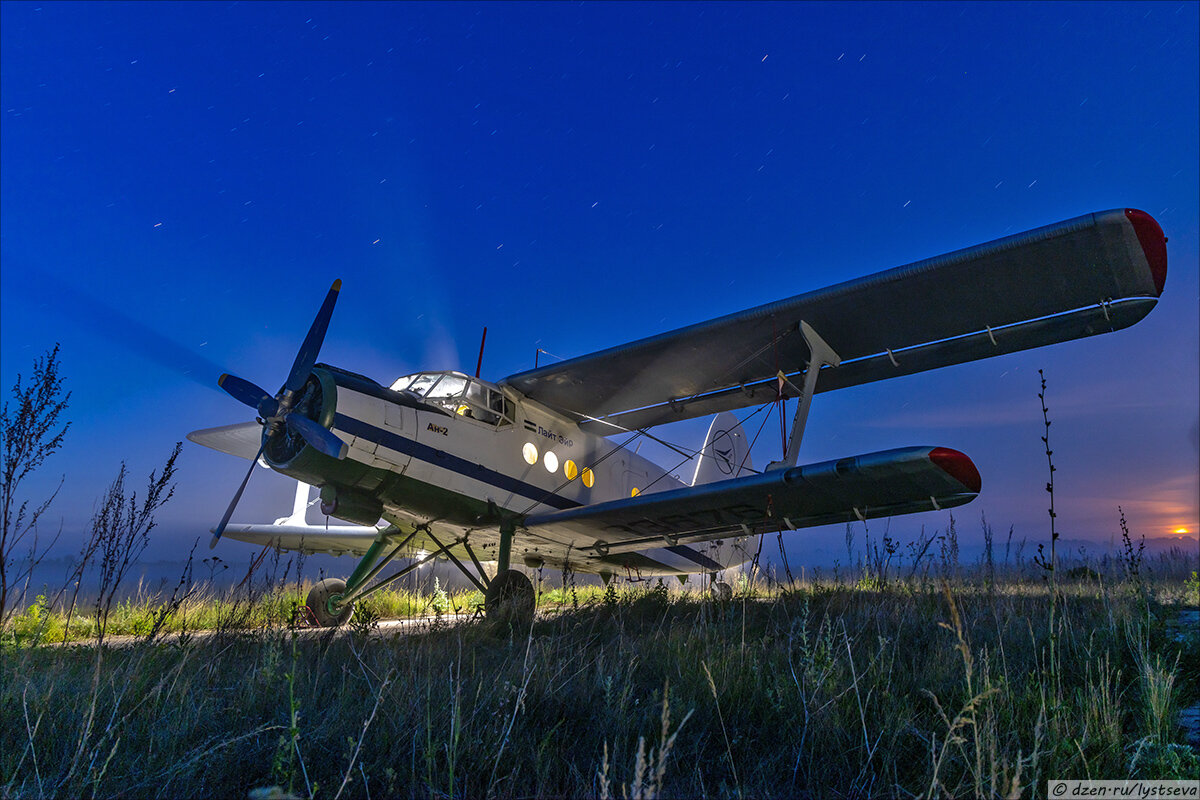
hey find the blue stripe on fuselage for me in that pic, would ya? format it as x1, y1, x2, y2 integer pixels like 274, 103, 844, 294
333, 414, 581, 511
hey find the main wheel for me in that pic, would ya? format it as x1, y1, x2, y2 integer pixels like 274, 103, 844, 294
306, 578, 354, 627
711, 581, 733, 601
484, 569, 535, 622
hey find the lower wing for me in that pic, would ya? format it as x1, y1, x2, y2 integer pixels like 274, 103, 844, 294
522, 446, 979, 574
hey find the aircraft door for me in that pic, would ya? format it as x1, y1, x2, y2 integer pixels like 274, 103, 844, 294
372, 402, 414, 472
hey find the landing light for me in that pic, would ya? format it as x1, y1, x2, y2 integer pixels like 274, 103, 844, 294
544, 451, 559, 473
522, 442, 538, 465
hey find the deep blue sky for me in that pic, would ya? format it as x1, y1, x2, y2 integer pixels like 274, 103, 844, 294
2, 1, 1197, 563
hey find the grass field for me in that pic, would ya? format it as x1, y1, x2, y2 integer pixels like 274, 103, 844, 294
2, 549, 1198, 798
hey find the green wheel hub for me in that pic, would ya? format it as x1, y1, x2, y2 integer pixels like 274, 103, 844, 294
306, 578, 354, 627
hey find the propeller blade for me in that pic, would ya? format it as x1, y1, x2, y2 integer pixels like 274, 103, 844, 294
210, 441, 266, 549
285, 279, 342, 394
286, 413, 348, 460
218, 374, 278, 417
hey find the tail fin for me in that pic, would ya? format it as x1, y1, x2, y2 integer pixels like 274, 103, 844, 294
692, 412, 754, 486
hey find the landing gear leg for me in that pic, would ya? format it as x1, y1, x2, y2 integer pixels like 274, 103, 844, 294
486, 518, 535, 622
497, 517, 514, 574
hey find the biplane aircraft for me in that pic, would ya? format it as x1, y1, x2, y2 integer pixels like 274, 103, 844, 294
188, 208, 1167, 624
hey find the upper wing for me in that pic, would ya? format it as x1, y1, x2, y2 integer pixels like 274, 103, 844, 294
501, 209, 1167, 432
521, 445, 981, 573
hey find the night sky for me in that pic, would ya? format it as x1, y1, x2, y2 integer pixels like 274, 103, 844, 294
2, 1, 1196, 564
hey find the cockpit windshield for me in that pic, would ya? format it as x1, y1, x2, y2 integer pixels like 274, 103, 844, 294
390, 371, 513, 426
425, 374, 468, 400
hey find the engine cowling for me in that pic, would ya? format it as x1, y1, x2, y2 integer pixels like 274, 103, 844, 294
263, 368, 339, 467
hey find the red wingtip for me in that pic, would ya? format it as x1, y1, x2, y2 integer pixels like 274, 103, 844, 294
1125, 209, 1168, 296
929, 447, 982, 493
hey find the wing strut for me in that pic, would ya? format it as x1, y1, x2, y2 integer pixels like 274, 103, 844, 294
767, 320, 842, 470
335, 529, 419, 607
425, 529, 489, 594
334, 529, 452, 610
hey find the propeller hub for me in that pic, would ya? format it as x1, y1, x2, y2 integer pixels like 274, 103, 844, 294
256, 396, 280, 420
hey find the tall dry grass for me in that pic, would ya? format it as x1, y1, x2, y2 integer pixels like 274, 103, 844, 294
2, 547, 1197, 798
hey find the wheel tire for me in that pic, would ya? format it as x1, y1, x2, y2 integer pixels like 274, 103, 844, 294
711, 581, 733, 601
306, 578, 354, 627
484, 569, 535, 623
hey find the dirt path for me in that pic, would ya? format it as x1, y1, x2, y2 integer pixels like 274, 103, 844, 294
49, 612, 477, 649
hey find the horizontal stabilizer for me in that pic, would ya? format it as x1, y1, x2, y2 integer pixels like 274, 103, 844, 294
187, 421, 263, 461
219, 523, 380, 556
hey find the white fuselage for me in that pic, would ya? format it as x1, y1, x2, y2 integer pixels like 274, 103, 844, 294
329, 371, 684, 534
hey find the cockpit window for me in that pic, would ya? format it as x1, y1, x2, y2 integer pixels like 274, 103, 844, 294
425, 374, 467, 400
402, 373, 441, 396
390, 372, 513, 427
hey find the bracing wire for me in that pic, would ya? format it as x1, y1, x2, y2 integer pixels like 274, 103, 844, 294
514, 319, 804, 516
517, 399, 778, 515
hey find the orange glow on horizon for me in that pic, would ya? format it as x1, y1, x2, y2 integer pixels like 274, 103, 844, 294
1174, 527, 1190, 536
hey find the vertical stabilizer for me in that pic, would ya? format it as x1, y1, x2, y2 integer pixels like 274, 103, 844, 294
692, 412, 753, 486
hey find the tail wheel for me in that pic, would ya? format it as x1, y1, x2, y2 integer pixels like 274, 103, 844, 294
711, 581, 733, 601
306, 578, 354, 627
484, 569, 535, 622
